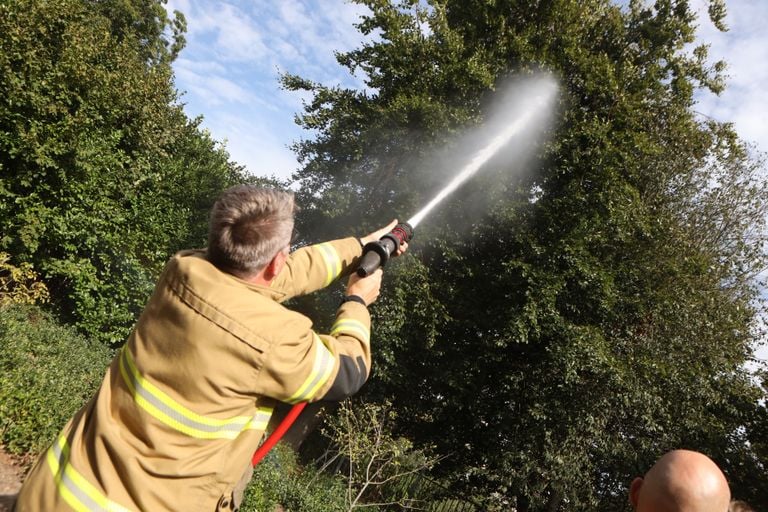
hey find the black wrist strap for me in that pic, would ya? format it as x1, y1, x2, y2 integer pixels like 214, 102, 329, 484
340, 295, 367, 307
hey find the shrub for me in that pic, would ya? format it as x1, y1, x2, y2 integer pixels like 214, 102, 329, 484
0, 304, 112, 455
0, 252, 49, 306
317, 400, 442, 510
241, 442, 348, 512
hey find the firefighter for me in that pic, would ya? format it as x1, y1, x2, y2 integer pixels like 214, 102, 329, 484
15, 185, 407, 511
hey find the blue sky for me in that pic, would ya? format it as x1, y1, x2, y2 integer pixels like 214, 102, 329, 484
166, 0, 372, 180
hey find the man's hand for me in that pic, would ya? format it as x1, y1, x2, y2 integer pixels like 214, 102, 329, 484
345, 269, 383, 306
359, 219, 409, 257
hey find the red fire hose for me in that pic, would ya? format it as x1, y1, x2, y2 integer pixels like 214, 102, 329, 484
252, 402, 307, 466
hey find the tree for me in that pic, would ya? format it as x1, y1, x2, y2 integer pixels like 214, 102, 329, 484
285, 0, 767, 509
0, 0, 246, 343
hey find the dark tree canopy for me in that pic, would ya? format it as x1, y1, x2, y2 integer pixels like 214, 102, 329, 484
284, 0, 767, 509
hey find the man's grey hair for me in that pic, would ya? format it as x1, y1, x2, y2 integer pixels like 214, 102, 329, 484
207, 185, 295, 276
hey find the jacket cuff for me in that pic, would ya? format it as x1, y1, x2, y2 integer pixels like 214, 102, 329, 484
340, 295, 366, 307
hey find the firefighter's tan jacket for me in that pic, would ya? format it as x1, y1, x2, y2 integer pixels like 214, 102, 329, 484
16, 237, 371, 511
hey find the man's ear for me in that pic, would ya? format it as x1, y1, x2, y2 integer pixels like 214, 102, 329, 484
629, 477, 643, 509
263, 249, 288, 281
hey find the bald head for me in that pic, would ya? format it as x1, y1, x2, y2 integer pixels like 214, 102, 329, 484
629, 450, 731, 512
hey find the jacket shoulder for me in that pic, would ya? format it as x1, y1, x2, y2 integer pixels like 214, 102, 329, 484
159, 251, 311, 352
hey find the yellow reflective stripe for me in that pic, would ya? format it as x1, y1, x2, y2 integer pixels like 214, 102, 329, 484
119, 347, 273, 439
315, 242, 341, 286
287, 333, 335, 403
330, 318, 370, 345
47, 435, 133, 512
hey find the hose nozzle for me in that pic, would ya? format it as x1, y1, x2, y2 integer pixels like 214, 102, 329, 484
357, 222, 413, 277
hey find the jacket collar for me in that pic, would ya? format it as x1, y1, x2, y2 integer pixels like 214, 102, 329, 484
174, 249, 288, 302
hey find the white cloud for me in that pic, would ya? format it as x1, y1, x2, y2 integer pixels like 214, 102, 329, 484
166, 0, 374, 180
691, 0, 768, 153
175, 2, 268, 62
200, 110, 300, 180
174, 56, 227, 75
277, 1, 313, 33
175, 64, 257, 106
262, 0, 372, 85
212, 5, 269, 62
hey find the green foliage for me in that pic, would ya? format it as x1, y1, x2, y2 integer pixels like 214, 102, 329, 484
0, 0, 246, 344
0, 252, 49, 306
240, 443, 348, 512
285, 0, 768, 509
0, 304, 112, 455
86, 0, 188, 64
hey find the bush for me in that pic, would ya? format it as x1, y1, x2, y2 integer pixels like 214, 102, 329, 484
241, 400, 474, 512
0, 252, 49, 306
0, 304, 112, 455
241, 442, 348, 512
317, 400, 442, 510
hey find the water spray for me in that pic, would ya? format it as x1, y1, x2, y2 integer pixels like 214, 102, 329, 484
356, 78, 558, 277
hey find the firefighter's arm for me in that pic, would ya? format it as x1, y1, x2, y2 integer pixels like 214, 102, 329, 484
269, 237, 361, 300
269, 220, 405, 301
256, 272, 382, 403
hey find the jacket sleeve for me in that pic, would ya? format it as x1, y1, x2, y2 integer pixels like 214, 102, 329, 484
255, 301, 372, 403
269, 237, 363, 301
270, 237, 362, 300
